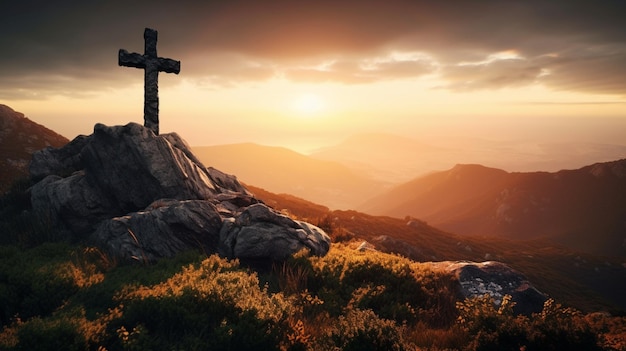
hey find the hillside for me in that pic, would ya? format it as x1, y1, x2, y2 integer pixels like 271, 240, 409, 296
0, 117, 624, 349
0, 183, 624, 350
193, 143, 386, 209
359, 161, 626, 257
248, 185, 626, 313
0, 104, 68, 192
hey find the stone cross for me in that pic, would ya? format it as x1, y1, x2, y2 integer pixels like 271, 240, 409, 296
119, 28, 180, 135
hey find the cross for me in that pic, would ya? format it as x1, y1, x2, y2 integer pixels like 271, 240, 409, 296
119, 28, 180, 135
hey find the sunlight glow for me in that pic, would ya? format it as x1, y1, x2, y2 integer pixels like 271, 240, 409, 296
292, 93, 325, 116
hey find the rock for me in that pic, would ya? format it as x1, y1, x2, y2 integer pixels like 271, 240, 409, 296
31, 171, 111, 234
29, 123, 330, 262
356, 241, 376, 252
219, 203, 331, 260
31, 123, 221, 235
436, 260, 548, 315
79, 123, 218, 208
30, 135, 89, 181
92, 200, 223, 262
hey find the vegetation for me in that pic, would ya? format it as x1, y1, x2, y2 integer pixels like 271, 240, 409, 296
249, 185, 626, 314
0, 181, 624, 350
0, 241, 624, 350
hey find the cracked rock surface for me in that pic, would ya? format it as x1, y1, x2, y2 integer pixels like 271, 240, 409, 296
30, 123, 330, 262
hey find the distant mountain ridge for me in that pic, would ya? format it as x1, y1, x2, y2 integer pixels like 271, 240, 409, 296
310, 132, 626, 183
192, 143, 386, 209
0, 104, 68, 192
359, 160, 626, 256
310, 133, 450, 183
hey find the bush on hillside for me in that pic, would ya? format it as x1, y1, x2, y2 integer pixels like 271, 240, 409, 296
457, 294, 602, 351
0, 242, 623, 350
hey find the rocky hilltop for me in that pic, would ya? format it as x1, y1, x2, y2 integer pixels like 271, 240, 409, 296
0, 104, 68, 192
29, 122, 330, 262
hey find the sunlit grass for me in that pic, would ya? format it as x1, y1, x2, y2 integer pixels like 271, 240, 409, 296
0, 242, 624, 350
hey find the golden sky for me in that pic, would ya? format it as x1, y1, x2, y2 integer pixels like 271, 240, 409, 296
2, 0, 625, 153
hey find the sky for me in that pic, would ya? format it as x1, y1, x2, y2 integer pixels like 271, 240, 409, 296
1, 0, 626, 154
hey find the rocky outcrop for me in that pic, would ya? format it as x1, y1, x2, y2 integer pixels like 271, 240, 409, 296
29, 122, 330, 262
436, 260, 548, 315
219, 203, 331, 260
93, 199, 223, 262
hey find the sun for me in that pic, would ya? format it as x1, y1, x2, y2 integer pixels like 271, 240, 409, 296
292, 93, 325, 116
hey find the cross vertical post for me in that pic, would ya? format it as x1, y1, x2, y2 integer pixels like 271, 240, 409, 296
119, 28, 180, 135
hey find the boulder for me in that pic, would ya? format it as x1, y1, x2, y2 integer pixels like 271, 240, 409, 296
29, 123, 330, 262
30, 135, 89, 181
436, 260, 548, 315
92, 199, 223, 262
219, 203, 331, 260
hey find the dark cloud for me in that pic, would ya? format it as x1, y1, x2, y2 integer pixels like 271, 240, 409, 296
1, 0, 625, 99
540, 45, 626, 95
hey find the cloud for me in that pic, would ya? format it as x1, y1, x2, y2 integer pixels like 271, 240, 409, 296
439, 51, 545, 91
1, 0, 625, 99
285, 52, 436, 84
539, 44, 626, 95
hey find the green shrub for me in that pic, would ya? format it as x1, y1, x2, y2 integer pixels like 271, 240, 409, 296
0, 241, 620, 350
0, 244, 78, 326
308, 244, 457, 327
457, 295, 602, 351
12, 315, 86, 351
103, 255, 292, 350
457, 294, 529, 351
525, 299, 600, 351
319, 308, 411, 351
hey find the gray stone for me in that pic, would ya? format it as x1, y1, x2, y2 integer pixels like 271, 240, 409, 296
29, 122, 330, 263
30, 135, 88, 181
92, 200, 223, 262
219, 203, 331, 260
30, 123, 223, 234
436, 260, 548, 315
31, 171, 112, 234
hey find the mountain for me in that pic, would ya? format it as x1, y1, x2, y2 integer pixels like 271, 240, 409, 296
248, 184, 626, 313
309, 133, 450, 183
192, 143, 385, 209
359, 161, 626, 257
310, 132, 626, 183
0, 104, 68, 192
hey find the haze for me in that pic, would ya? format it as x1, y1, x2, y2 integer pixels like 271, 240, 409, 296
2, 0, 625, 170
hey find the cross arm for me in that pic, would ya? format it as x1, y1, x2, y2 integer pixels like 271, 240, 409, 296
118, 49, 146, 68
157, 58, 181, 74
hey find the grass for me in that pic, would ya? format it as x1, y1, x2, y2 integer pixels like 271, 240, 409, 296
0, 242, 624, 350
0, 182, 624, 350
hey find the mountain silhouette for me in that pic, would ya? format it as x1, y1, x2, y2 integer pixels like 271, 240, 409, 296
0, 104, 68, 192
310, 133, 450, 183
311, 133, 626, 183
359, 161, 626, 256
192, 143, 385, 209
